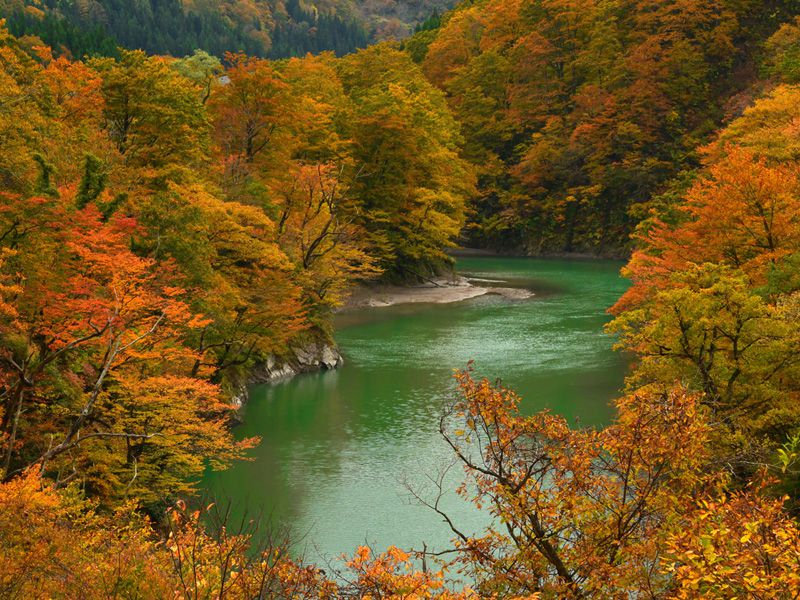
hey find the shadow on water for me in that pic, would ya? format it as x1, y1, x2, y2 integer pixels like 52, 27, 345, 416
203, 257, 630, 566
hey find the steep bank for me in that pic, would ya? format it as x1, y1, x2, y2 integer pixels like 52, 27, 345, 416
227, 340, 345, 409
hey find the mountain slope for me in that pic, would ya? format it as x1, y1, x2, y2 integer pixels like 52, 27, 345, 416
0, 0, 454, 58
407, 0, 800, 255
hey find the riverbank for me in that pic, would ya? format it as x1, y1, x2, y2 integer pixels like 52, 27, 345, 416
226, 338, 344, 409
341, 247, 628, 310
233, 254, 608, 401
342, 275, 534, 309
231, 272, 534, 406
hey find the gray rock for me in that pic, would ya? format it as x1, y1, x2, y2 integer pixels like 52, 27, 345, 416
269, 364, 297, 381
321, 345, 342, 369
230, 385, 247, 410
292, 344, 320, 368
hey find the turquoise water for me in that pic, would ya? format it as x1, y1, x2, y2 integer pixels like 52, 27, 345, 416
203, 257, 629, 563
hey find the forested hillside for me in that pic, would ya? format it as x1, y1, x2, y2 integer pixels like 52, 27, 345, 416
406, 0, 800, 255
0, 0, 453, 59
4, 0, 800, 597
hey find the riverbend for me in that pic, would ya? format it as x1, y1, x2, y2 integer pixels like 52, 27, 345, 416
203, 257, 629, 564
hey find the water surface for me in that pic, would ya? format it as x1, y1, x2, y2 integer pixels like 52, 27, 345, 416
203, 257, 629, 563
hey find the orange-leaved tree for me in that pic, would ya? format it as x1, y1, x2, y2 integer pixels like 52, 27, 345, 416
273, 163, 381, 324
609, 86, 800, 465
210, 52, 294, 205
425, 370, 711, 598
0, 188, 254, 504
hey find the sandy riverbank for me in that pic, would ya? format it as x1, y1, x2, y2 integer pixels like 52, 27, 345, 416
343, 276, 534, 309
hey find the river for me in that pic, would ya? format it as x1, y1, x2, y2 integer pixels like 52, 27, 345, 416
203, 257, 629, 565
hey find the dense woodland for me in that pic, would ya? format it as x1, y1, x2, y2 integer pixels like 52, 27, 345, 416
0, 0, 453, 59
4, 0, 800, 597
405, 0, 800, 255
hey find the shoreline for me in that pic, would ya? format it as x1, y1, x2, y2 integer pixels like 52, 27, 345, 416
343, 248, 619, 310
342, 275, 534, 309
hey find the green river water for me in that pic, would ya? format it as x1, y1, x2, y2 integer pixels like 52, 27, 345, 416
203, 257, 629, 564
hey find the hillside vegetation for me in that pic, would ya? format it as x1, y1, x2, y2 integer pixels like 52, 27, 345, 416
406, 0, 799, 255
0, 0, 455, 58
0, 17, 473, 507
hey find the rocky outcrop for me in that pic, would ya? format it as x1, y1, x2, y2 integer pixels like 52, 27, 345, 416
227, 375, 249, 411
228, 341, 344, 409
254, 342, 344, 382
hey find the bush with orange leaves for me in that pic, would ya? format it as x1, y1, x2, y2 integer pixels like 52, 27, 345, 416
0, 470, 481, 599
0, 470, 174, 598
667, 483, 800, 599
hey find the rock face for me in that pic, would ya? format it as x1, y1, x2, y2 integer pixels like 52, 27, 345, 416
232, 342, 345, 408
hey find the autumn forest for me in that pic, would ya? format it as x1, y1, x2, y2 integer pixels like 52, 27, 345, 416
3, 0, 800, 597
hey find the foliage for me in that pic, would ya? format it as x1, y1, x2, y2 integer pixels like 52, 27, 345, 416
338, 44, 475, 277
764, 16, 800, 83
0, 469, 480, 599
90, 49, 210, 186
0, 20, 469, 510
7, 371, 798, 599
412, 0, 799, 255
667, 481, 800, 598
609, 82, 800, 475
4, 4, 800, 598
0, 470, 172, 598
0, 190, 256, 503
0, 0, 455, 60
432, 370, 712, 597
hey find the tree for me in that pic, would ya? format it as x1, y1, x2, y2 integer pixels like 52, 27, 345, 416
273, 163, 381, 325
0, 470, 173, 598
91, 50, 210, 188
209, 52, 293, 204
339, 44, 475, 277
147, 183, 308, 384
609, 81, 800, 485
416, 0, 771, 254
0, 21, 51, 195
418, 369, 711, 598
764, 16, 800, 83
610, 264, 800, 457
0, 190, 254, 504
172, 49, 223, 105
